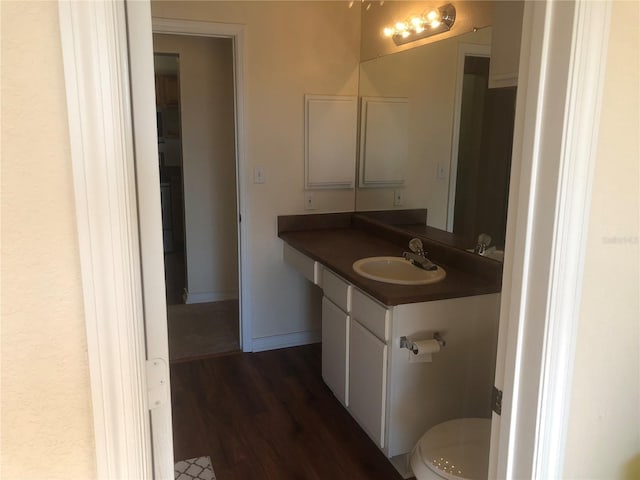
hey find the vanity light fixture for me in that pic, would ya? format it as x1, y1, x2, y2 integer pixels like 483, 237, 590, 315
383, 3, 456, 46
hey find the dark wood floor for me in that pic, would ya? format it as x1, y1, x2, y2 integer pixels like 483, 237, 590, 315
170, 344, 404, 479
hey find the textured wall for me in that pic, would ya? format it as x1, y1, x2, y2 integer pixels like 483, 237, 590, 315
563, 1, 640, 478
0, 1, 96, 478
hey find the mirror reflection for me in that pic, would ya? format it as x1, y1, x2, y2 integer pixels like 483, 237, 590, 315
356, 27, 516, 250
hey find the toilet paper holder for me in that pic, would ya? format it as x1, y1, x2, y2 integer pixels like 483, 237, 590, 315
400, 332, 446, 354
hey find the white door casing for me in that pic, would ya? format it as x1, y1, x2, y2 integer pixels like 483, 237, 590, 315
58, 1, 155, 478
126, 2, 175, 478
149, 17, 253, 354
489, 1, 612, 479
58, 0, 612, 478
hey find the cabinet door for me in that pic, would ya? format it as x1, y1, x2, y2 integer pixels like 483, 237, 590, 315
322, 297, 349, 406
488, 0, 525, 88
348, 319, 387, 448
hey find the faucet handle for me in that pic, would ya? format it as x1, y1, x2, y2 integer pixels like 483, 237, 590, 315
477, 233, 492, 246
409, 238, 424, 256
475, 233, 493, 254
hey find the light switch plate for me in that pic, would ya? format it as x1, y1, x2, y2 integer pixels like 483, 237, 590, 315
437, 163, 446, 180
254, 166, 265, 184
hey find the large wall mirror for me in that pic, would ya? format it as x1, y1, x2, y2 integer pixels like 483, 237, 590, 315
356, 26, 517, 250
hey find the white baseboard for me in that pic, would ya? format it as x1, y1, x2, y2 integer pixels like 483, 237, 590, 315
184, 291, 238, 304
252, 330, 321, 352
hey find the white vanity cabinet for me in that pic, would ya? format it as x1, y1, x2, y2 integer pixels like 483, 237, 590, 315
320, 268, 352, 407
349, 312, 389, 448
283, 243, 501, 468
348, 288, 391, 448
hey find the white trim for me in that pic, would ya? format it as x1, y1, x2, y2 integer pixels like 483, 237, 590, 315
489, 72, 519, 87
184, 292, 238, 304
252, 331, 322, 353
490, 1, 612, 479
58, 1, 152, 478
152, 18, 254, 353
446, 43, 491, 232
127, 3, 175, 477
533, 2, 611, 477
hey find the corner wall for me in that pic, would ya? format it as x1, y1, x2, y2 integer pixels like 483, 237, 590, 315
0, 1, 96, 478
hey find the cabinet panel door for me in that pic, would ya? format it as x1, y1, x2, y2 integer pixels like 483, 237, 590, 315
322, 297, 349, 406
348, 319, 387, 448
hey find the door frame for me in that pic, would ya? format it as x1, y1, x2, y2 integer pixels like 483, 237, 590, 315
149, 18, 253, 352
58, 0, 611, 479
489, 1, 611, 478
446, 42, 491, 232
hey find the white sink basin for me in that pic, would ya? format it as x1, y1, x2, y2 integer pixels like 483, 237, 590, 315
352, 256, 447, 285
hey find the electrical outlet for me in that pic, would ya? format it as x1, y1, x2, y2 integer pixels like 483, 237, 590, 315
304, 192, 315, 210
253, 166, 265, 184
393, 189, 403, 206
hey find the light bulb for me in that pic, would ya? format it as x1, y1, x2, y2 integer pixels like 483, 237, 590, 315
426, 9, 439, 21
401, 30, 410, 38
411, 16, 422, 27
395, 21, 407, 31
383, 27, 394, 37
430, 19, 441, 28
415, 26, 424, 33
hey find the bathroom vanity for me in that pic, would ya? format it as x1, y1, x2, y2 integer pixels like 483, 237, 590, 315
279, 213, 502, 476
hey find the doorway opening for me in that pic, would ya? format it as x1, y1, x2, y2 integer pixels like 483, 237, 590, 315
153, 35, 241, 362
447, 51, 517, 250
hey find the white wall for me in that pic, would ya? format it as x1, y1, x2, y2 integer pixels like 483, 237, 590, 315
151, 1, 360, 340
0, 1, 96, 478
357, 28, 492, 228
153, 34, 239, 302
563, 2, 640, 478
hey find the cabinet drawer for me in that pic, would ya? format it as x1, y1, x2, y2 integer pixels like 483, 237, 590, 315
322, 268, 352, 313
283, 243, 321, 285
352, 288, 390, 342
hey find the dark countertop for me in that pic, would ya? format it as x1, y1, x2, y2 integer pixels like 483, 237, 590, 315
279, 227, 501, 307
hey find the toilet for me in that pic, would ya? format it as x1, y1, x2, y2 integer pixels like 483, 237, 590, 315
410, 418, 491, 480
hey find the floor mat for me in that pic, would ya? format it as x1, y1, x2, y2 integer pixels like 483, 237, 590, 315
174, 456, 216, 480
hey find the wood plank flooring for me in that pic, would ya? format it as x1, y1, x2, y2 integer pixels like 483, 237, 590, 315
170, 344, 405, 479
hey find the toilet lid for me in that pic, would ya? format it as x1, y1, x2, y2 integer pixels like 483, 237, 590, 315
414, 418, 491, 480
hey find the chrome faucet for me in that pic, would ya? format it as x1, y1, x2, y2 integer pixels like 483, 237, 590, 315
403, 238, 438, 271
474, 233, 493, 255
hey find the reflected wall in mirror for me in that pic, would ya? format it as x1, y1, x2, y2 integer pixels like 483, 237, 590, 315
356, 26, 517, 250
